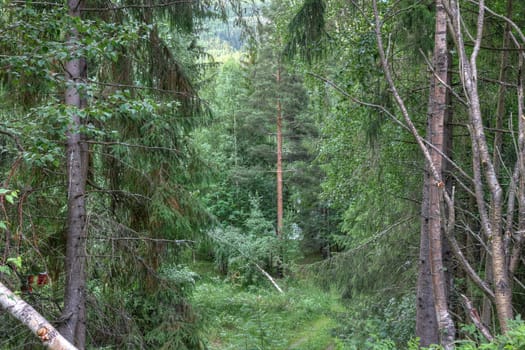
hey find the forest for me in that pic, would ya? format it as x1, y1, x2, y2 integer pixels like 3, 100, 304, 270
1, 0, 525, 349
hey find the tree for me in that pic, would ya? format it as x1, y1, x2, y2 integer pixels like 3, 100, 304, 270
416, 1, 454, 347
284, 0, 525, 345
0, 0, 225, 347
276, 62, 284, 237
58, 0, 89, 346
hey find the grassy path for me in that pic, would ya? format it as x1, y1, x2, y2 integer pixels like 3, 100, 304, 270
191, 261, 344, 350
288, 316, 339, 349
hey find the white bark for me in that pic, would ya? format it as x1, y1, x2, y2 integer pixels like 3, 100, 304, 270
0, 281, 77, 350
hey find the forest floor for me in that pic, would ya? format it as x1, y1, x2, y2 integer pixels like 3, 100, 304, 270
190, 260, 345, 350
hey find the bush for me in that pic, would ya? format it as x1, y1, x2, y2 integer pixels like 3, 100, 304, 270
207, 196, 300, 287
406, 318, 525, 350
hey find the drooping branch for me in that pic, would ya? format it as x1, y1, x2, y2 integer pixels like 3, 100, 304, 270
371, 1, 445, 191
466, 0, 525, 45
10, 0, 197, 11
0, 129, 24, 152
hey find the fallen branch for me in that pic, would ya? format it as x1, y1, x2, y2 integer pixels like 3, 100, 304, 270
253, 263, 284, 294
0, 281, 77, 349
460, 294, 494, 342
207, 232, 285, 294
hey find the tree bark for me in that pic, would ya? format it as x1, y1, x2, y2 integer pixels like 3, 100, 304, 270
446, 0, 513, 331
58, 0, 88, 347
276, 64, 283, 237
0, 282, 77, 350
416, 178, 439, 346
426, 2, 455, 347
371, 1, 456, 344
510, 39, 525, 279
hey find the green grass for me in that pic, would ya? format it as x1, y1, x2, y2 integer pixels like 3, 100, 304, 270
191, 263, 345, 350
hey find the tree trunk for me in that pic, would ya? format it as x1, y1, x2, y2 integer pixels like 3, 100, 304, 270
371, 1, 455, 344
0, 282, 77, 350
58, 0, 88, 347
426, 3, 455, 348
416, 177, 439, 346
447, 0, 513, 331
276, 64, 283, 237
510, 35, 525, 280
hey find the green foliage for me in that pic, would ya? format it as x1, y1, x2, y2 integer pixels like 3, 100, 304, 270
207, 195, 302, 286
330, 294, 416, 349
193, 275, 343, 350
0, 0, 216, 348
0, 188, 17, 205
406, 319, 525, 350
0, 256, 22, 275
283, 0, 328, 64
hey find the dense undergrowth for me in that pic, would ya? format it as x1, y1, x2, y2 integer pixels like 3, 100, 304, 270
191, 262, 345, 350
190, 259, 525, 350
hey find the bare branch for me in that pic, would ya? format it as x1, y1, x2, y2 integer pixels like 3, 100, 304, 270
470, 0, 485, 67
461, 294, 494, 341
88, 80, 199, 99
467, 0, 525, 45
418, 49, 468, 106
0, 129, 25, 152
92, 236, 194, 245
85, 140, 179, 153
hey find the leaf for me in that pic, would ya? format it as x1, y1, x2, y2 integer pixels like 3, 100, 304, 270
7, 256, 23, 270
0, 265, 10, 275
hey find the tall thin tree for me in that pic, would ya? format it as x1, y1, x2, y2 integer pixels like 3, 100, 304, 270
58, 0, 88, 347
424, 1, 455, 347
276, 63, 283, 237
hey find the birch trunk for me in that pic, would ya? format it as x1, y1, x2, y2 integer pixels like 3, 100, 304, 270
0, 282, 77, 350
447, 0, 513, 331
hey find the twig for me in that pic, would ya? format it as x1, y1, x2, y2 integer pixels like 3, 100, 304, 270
92, 236, 194, 245
87, 80, 197, 98
0, 129, 24, 152
85, 140, 179, 153
10, 0, 196, 11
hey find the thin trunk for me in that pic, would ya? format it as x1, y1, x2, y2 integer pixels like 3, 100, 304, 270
58, 0, 88, 347
416, 176, 439, 346
492, 0, 512, 176
276, 65, 283, 237
427, 2, 455, 348
510, 49, 525, 277
447, 0, 513, 331
481, 259, 494, 327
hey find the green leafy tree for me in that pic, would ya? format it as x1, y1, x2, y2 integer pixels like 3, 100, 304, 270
0, 0, 230, 347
